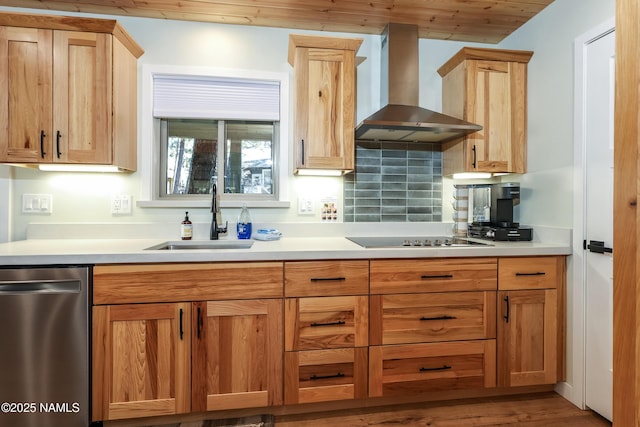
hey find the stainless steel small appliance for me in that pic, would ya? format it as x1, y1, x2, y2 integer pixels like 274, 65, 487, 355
468, 182, 532, 241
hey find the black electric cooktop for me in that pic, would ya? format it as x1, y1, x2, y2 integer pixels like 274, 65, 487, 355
345, 236, 493, 248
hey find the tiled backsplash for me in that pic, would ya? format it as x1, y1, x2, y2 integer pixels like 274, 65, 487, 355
344, 142, 443, 222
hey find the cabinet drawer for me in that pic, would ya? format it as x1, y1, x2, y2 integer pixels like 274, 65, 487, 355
370, 258, 497, 294
284, 347, 368, 404
498, 256, 564, 290
93, 262, 283, 304
369, 340, 496, 397
285, 260, 369, 297
370, 292, 496, 345
285, 296, 368, 350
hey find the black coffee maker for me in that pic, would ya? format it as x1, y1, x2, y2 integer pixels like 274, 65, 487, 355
469, 182, 532, 241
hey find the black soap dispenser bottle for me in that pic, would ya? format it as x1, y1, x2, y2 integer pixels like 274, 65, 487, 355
181, 211, 193, 240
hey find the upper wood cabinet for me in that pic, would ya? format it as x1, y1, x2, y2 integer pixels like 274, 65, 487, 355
0, 12, 143, 171
438, 47, 533, 175
288, 34, 362, 174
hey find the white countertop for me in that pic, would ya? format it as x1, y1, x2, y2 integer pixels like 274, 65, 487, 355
0, 234, 571, 266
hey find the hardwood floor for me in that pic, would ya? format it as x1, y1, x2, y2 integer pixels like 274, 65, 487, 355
274, 392, 611, 426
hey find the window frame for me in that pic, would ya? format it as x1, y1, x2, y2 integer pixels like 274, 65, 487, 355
138, 64, 290, 208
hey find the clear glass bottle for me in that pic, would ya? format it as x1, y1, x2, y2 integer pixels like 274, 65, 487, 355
236, 204, 252, 239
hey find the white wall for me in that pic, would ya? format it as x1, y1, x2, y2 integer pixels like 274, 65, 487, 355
498, 0, 615, 228
0, 165, 11, 242
0, 1, 613, 241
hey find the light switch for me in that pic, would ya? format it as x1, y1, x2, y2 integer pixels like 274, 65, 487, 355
22, 194, 53, 214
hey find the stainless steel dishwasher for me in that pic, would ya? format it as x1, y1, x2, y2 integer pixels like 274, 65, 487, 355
0, 265, 90, 427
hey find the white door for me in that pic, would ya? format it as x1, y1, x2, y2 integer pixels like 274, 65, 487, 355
584, 28, 615, 422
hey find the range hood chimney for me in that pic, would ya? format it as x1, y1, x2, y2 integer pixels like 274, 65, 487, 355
355, 23, 481, 143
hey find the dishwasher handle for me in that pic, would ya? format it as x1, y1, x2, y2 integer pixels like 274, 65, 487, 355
0, 279, 81, 294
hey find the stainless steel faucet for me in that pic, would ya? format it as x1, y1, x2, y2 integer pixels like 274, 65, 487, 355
210, 184, 228, 240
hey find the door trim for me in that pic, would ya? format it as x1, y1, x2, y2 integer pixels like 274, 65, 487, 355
568, 17, 615, 410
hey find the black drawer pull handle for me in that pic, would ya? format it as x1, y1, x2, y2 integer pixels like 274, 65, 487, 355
309, 373, 344, 381
56, 130, 62, 158
301, 139, 305, 165
420, 365, 452, 372
310, 320, 346, 327
310, 277, 346, 282
179, 308, 184, 340
196, 306, 202, 339
421, 274, 454, 280
504, 295, 510, 323
420, 315, 457, 321
515, 272, 546, 276
40, 130, 46, 158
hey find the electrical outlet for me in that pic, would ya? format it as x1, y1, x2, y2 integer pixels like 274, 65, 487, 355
298, 197, 314, 215
22, 194, 53, 214
111, 194, 132, 215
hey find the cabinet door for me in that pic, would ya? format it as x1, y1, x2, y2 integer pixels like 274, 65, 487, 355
53, 30, 112, 164
497, 289, 557, 386
0, 26, 52, 163
293, 47, 355, 171
192, 299, 283, 411
465, 60, 526, 173
92, 303, 191, 421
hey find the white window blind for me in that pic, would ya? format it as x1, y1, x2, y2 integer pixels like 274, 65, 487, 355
153, 74, 280, 121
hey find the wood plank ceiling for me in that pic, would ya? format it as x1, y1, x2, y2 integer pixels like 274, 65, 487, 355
0, 0, 554, 43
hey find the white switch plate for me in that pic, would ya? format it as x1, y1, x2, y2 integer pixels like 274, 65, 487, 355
111, 194, 132, 215
298, 197, 314, 215
22, 194, 53, 214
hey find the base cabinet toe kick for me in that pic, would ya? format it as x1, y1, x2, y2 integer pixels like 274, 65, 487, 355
91, 256, 566, 423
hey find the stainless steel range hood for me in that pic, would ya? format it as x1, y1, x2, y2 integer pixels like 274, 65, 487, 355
355, 23, 482, 143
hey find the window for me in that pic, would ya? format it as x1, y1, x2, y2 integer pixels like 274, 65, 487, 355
139, 65, 289, 207
160, 119, 277, 197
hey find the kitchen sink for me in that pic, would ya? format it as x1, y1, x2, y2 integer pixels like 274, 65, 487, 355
144, 240, 254, 250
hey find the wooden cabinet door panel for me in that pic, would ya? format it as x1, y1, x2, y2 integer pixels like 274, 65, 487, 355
370, 292, 496, 345
285, 295, 368, 350
497, 289, 557, 387
53, 30, 111, 164
284, 347, 368, 404
370, 258, 497, 294
466, 60, 512, 172
369, 340, 496, 398
192, 299, 283, 411
0, 26, 52, 163
92, 303, 191, 421
293, 47, 354, 170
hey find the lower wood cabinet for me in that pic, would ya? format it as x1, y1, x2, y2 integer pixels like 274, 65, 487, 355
497, 256, 565, 387
92, 262, 284, 423
369, 340, 496, 397
91, 256, 566, 422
